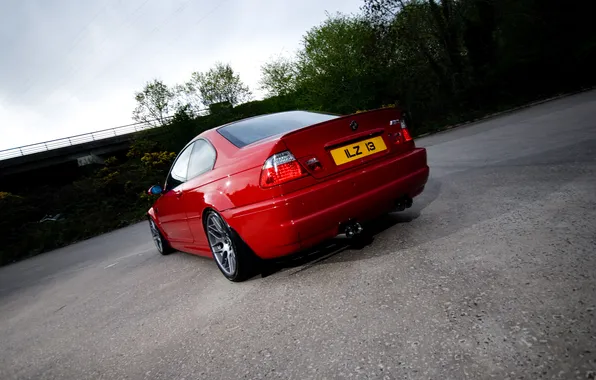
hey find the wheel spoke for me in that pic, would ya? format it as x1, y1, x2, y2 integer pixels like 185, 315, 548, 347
150, 221, 162, 252
212, 217, 225, 232
213, 249, 224, 262
208, 224, 223, 237
221, 251, 229, 271
227, 250, 236, 274
207, 229, 223, 242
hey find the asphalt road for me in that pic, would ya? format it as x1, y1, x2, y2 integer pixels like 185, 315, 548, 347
1, 91, 595, 380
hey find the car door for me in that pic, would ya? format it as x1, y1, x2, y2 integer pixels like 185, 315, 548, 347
155, 142, 195, 243
182, 139, 217, 251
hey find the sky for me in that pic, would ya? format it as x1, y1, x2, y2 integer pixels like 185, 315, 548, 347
0, 0, 363, 151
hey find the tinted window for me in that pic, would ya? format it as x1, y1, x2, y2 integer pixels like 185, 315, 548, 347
187, 139, 216, 179
166, 144, 193, 189
217, 111, 338, 148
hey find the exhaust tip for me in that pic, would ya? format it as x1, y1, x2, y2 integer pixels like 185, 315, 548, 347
395, 200, 406, 211
395, 196, 413, 211
346, 228, 355, 238
405, 197, 413, 208
342, 220, 363, 238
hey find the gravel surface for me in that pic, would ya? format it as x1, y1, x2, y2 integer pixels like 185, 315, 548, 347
1, 91, 595, 380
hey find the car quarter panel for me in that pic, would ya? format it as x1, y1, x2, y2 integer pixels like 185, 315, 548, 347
181, 133, 286, 254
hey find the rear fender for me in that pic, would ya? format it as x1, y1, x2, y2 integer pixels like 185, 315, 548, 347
203, 190, 235, 213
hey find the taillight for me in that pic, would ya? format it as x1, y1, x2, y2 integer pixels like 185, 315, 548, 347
389, 118, 413, 144
400, 119, 413, 142
260, 151, 308, 188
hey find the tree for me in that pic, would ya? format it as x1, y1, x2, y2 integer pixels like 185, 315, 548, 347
188, 63, 252, 108
132, 79, 175, 126
172, 83, 204, 117
294, 13, 388, 113
363, 0, 468, 94
259, 56, 297, 97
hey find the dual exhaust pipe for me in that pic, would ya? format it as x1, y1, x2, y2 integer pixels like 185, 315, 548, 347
343, 220, 363, 238
394, 196, 413, 212
341, 196, 413, 239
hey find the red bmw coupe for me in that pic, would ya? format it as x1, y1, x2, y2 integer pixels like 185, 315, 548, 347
147, 108, 429, 281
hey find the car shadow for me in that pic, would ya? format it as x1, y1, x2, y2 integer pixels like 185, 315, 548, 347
258, 178, 442, 279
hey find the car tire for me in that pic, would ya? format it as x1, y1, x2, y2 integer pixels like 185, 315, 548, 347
149, 217, 175, 255
204, 210, 257, 282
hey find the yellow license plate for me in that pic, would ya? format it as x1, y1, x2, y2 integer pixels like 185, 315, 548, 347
330, 136, 387, 166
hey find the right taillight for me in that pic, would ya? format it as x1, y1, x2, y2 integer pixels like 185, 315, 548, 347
260, 151, 308, 188
400, 119, 413, 142
389, 118, 413, 144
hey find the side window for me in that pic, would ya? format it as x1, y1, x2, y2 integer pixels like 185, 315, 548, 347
187, 139, 216, 179
166, 143, 194, 190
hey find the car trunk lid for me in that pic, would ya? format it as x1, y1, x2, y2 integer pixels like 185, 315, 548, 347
280, 107, 414, 179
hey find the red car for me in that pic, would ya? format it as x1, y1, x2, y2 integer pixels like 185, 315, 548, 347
147, 108, 429, 281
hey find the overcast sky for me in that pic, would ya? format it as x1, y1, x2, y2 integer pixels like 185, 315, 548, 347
0, 0, 363, 150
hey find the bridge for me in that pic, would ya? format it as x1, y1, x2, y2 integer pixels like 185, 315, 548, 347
0, 120, 166, 177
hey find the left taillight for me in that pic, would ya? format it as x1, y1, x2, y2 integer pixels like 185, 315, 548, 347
260, 151, 308, 188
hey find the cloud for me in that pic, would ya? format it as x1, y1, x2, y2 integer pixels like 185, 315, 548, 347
0, 0, 362, 150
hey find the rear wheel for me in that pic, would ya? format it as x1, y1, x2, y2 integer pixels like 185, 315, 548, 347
205, 210, 256, 282
149, 218, 174, 255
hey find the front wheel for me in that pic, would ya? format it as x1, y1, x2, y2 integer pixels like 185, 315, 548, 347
204, 210, 256, 282
149, 218, 174, 255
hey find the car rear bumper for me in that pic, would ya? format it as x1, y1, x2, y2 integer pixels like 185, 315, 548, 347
222, 148, 429, 259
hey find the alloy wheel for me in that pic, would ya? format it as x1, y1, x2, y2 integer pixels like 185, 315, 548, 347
206, 213, 237, 276
149, 219, 163, 253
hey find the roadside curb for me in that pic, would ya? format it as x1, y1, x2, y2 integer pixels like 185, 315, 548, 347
415, 86, 596, 138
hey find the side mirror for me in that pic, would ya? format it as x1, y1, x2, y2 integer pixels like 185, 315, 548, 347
148, 185, 163, 195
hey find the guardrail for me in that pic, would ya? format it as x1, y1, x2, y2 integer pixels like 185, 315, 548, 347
0, 120, 166, 161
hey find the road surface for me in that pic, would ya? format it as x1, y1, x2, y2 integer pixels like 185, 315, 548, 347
1, 91, 595, 380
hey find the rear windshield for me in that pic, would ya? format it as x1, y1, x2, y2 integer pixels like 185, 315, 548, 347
217, 110, 339, 148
